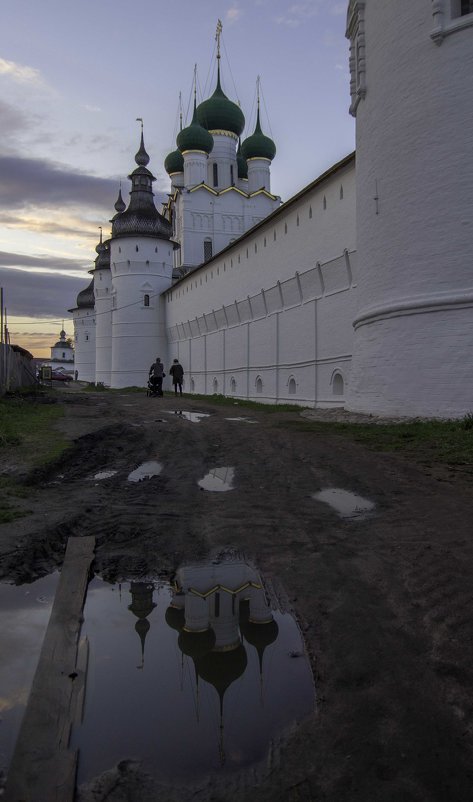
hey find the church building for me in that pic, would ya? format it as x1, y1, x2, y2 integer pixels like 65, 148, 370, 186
69, 1, 473, 419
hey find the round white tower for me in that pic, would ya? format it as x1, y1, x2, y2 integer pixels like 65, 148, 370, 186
109, 130, 177, 389
68, 278, 96, 382
92, 231, 112, 386
346, 0, 473, 418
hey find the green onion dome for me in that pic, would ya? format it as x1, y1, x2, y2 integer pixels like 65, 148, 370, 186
196, 70, 245, 137
176, 100, 214, 155
164, 148, 184, 175
241, 109, 276, 161
237, 139, 248, 180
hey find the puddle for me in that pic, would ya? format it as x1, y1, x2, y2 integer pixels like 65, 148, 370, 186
92, 470, 118, 480
224, 417, 257, 424
71, 554, 314, 785
167, 411, 210, 423
127, 461, 163, 483
313, 488, 375, 520
198, 467, 235, 492
0, 573, 59, 778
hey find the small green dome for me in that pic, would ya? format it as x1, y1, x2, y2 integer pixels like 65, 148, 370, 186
164, 148, 184, 175
241, 109, 276, 162
196, 70, 245, 137
177, 102, 213, 155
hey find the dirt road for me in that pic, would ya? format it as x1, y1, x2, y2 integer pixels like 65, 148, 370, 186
2, 388, 473, 801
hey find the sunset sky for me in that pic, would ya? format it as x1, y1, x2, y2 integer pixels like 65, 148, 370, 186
1, 0, 354, 357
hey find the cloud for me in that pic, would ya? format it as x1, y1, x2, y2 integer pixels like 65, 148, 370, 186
275, 2, 320, 27
0, 57, 41, 84
226, 7, 241, 23
0, 212, 100, 239
0, 155, 119, 212
0, 250, 89, 274
0, 99, 35, 138
0, 264, 89, 318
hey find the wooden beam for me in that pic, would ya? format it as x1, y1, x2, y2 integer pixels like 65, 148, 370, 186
5, 536, 95, 802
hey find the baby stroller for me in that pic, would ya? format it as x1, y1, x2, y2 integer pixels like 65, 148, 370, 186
147, 376, 161, 397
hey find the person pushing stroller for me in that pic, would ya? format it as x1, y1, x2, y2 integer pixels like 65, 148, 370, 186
148, 357, 165, 397
169, 359, 184, 396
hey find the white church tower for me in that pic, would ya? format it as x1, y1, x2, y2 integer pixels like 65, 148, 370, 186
163, 23, 280, 273
68, 277, 96, 382
92, 231, 113, 386
346, 0, 473, 417
109, 127, 176, 388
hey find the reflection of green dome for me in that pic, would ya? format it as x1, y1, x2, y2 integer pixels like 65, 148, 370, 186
240, 618, 279, 650
241, 109, 276, 161
178, 628, 216, 659
177, 101, 214, 155
164, 148, 184, 175
196, 644, 247, 698
196, 70, 245, 137
165, 605, 185, 631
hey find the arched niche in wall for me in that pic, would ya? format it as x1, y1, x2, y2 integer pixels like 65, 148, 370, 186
213, 377, 219, 394
331, 370, 345, 397
288, 376, 297, 395
190, 377, 195, 393
255, 376, 263, 394
230, 377, 237, 393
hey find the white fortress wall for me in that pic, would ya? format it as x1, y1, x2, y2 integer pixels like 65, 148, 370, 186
347, 0, 473, 417
165, 155, 357, 406
73, 307, 96, 383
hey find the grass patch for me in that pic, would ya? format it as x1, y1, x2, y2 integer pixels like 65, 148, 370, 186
183, 393, 306, 413
80, 383, 145, 393
281, 417, 473, 468
0, 395, 68, 469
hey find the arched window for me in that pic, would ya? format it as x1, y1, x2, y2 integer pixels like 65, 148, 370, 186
62, 351, 65, 358
230, 377, 237, 393
85, 335, 89, 341
309, 206, 313, 219
204, 238, 213, 262
323, 196, 327, 210
213, 163, 218, 187
332, 372, 344, 396
288, 377, 296, 394
213, 378, 219, 394
340, 185, 344, 200
256, 377, 263, 394
230, 164, 234, 184
143, 294, 150, 307
190, 378, 195, 392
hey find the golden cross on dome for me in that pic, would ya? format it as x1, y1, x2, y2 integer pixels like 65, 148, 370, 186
215, 19, 223, 59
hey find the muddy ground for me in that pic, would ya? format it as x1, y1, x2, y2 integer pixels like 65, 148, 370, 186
1, 387, 473, 801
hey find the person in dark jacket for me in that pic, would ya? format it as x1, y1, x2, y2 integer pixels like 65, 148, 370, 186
149, 357, 165, 397
169, 359, 184, 396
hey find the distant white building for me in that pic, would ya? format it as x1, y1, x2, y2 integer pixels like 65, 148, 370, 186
49, 328, 74, 375
70, 3, 473, 418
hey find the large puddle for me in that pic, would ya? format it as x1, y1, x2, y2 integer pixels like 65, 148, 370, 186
313, 488, 375, 520
71, 554, 315, 785
0, 573, 59, 778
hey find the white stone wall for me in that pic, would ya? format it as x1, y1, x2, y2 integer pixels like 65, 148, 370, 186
94, 267, 112, 386
165, 157, 357, 407
347, 0, 473, 417
109, 237, 174, 388
72, 307, 96, 383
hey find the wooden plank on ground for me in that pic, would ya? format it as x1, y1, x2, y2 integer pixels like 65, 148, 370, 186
5, 535, 95, 802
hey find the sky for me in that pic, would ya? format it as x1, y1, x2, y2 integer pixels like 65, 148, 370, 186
0, 0, 354, 357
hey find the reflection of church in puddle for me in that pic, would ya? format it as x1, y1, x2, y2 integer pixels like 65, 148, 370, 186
128, 557, 279, 763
